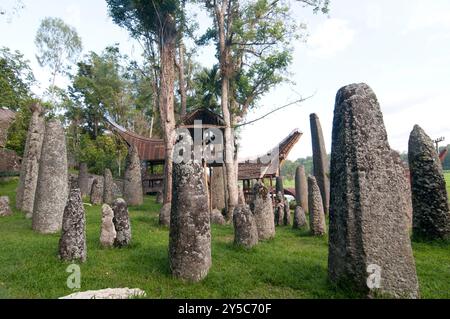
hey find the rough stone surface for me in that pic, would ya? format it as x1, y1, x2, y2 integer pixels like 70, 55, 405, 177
308, 176, 327, 236
328, 83, 419, 299
252, 182, 275, 240
238, 186, 246, 205
310, 113, 330, 214
169, 138, 211, 282
58, 188, 87, 262
283, 202, 291, 226
211, 208, 226, 225
59, 288, 146, 299
16, 103, 45, 216
78, 163, 90, 197
274, 191, 285, 226
293, 206, 308, 229
295, 165, 309, 212
233, 205, 259, 249
123, 146, 143, 206
32, 120, 69, 234
408, 125, 450, 240
392, 150, 414, 230
211, 167, 226, 211
103, 168, 114, 205
156, 191, 164, 204
100, 204, 116, 248
159, 203, 171, 227
90, 178, 103, 205
0, 196, 13, 217
112, 198, 132, 248
275, 177, 284, 195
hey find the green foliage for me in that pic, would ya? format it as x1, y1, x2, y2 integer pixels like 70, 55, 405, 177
281, 157, 315, 180
1, 178, 449, 299
444, 171, 450, 197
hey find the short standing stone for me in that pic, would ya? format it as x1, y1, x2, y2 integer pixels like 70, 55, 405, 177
112, 198, 132, 248
59, 188, 87, 262
210, 167, 226, 211
90, 178, 103, 205
233, 205, 259, 249
310, 113, 330, 214
408, 125, 450, 240
283, 201, 291, 226
123, 146, 143, 206
252, 182, 275, 240
159, 203, 171, 227
295, 165, 309, 212
16, 103, 45, 217
103, 168, 114, 205
32, 120, 69, 234
274, 191, 285, 226
293, 206, 308, 229
0, 196, 13, 217
308, 176, 326, 236
211, 208, 226, 225
100, 204, 116, 248
328, 83, 419, 299
156, 191, 164, 204
169, 135, 211, 282
78, 163, 90, 197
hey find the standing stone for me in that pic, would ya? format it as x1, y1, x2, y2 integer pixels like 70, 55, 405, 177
90, 178, 103, 205
169, 133, 211, 282
238, 185, 246, 205
78, 163, 90, 197
408, 125, 450, 240
328, 83, 419, 299
275, 176, 284, 195
211, 208, 226, 225
112, 198, 132, 248
58, 188, 87, 262
16, 103, 45, 217
123, 146, 143, 206
295, 165, 309, 212
103, 168, 114, 205
283, 201, 291, 226
32, 120, 69, 234
274, 191, 285, 226
308, 176, 326, 236
252, 182, 275, 240
159, 203, 171, 227
293, 206, 308, 229
156, 191, 164, 204
100, 204, 116, 248
0, 196, 13, 217
211, 167, 226, 211
392, 150, 413, 230
233, 205, 259, 249
310, 113, 330, 214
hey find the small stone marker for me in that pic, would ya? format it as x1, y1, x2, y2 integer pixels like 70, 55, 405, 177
112, 198, 132, 248
233, 205, 259, 249
0, 196, 13, 217
211, 208, 226, 225
90, 178, 103, 205
274, 191, 285, 226
156, 191, 164, 204
308, 176, 327, 236
100, 204, 116, 248
252, 182, 275, 240
293, 206, 307, 229
60, 288, 146, 299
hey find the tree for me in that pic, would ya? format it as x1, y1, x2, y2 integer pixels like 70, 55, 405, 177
35, 17, 82, 100
107, 0, 182, 205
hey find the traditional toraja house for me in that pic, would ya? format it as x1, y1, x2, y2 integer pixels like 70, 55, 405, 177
238, 129, 303, 201
106, 109, 302, 205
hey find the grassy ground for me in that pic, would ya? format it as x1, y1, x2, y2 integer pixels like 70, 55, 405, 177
445, 171, 450, 196
0, 178, 449, 299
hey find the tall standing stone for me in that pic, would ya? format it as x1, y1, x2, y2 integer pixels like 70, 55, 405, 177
123, 146, 143, 206
392, 150, 413, 230
16, 103, 45, 217
308, 176, 326, 236
233, 205, 259, 249
112, 198, 132, 248
59, 188, 87, 262
90, 178, 103, 205
100, 204, 116, 248
408, 125, 450, 240
310, 113, 330, 214
169, 133, 211, 282
328, 83, 419, 299
32, 120, 68, 234
103, 168, 114, 205
211, 167, 226, 211
77, 163, 90, 197
252, 182, 275, 240
295, 165, 308, 212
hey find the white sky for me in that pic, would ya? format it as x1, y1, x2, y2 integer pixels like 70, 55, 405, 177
1, 0, 449, 160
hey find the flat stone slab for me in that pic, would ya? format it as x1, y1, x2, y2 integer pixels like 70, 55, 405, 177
59, 288, 146, 299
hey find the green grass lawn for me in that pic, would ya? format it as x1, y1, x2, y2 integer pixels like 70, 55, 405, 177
445, 171, 450, 196
0, 178, 449, 299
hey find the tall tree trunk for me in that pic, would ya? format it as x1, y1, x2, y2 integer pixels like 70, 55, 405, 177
216, 1, 238, 221
159, 14, 177, 205
178, 41, 187, 118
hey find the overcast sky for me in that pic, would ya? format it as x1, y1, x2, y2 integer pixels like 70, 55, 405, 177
1, 0, 449, 160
